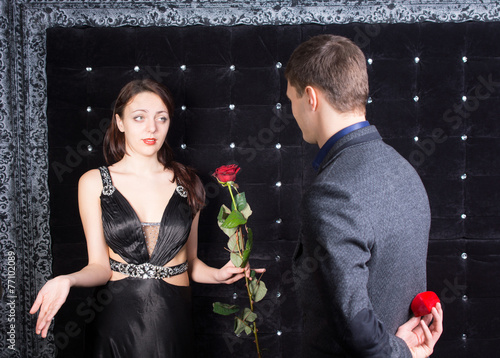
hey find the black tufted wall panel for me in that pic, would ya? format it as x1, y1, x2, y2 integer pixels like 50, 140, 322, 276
46, 22, 500, 358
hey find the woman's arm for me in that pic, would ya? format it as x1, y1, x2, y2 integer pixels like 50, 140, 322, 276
74, 169, 113, 285
186, 212, 249, 284
30, 169, 112, 337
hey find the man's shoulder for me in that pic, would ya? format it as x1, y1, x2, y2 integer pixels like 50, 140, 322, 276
311, 139, 427, 205
322, 137, 417, 180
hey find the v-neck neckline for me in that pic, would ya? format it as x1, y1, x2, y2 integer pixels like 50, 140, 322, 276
105, 170, 179, 260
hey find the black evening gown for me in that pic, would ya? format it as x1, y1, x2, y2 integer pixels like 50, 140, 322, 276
85, 167, 194, 358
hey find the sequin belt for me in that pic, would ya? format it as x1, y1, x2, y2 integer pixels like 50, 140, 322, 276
109, 258, 188, 279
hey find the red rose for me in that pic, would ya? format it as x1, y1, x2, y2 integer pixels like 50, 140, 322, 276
411, 291, 440, 317
213, 164, 241, 183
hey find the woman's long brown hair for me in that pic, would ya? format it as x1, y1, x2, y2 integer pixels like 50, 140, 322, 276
103, 79, 205, 215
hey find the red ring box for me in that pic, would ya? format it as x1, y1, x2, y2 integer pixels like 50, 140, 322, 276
411, 291, 440, 317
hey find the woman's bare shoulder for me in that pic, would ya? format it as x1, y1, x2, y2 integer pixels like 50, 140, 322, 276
78, 168, 105, 194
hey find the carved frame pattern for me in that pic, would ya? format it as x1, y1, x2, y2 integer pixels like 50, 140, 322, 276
1, 1, 499, 356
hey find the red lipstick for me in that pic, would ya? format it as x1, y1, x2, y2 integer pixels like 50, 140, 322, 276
143, 138, 157, 145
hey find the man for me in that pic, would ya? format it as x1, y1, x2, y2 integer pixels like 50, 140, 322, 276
286, 35, 443, 357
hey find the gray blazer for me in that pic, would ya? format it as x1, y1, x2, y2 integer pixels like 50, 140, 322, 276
293, 125, 430, 357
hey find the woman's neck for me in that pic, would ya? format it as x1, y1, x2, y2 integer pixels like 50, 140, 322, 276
114, 155, 165, 175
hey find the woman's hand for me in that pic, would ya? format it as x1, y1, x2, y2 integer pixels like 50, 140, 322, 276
215, 260, 266, 284
29, 275, 72, 338
396, 303, 444, 358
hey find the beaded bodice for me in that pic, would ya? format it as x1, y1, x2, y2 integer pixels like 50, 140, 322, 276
142, 222, 160, 257
98, 166, 192, 266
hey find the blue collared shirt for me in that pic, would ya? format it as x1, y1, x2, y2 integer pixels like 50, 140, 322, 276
312, 121, 370, 171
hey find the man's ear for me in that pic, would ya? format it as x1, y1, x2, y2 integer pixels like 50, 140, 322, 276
304, 86, 319, 111
116, 114, 125, 132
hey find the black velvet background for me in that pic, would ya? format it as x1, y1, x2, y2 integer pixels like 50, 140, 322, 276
46, 22, 500, 357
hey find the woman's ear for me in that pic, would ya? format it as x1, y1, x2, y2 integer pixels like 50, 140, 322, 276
116, 114, 125, 132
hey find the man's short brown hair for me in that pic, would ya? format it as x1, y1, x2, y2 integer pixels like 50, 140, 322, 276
285, 34, 369, 114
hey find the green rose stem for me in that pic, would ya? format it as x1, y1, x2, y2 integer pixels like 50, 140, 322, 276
245, 273, 261, 358
226, 183, 244, 258
226, 181, 262, 358
225, 181, 237, 208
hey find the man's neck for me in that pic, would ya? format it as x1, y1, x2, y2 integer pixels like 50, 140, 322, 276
316, 110, 366, 148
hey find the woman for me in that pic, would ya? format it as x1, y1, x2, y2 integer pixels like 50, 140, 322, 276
31, 79, 255, 357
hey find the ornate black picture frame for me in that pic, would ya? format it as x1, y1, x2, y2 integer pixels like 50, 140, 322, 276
1, 1, 500, 357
